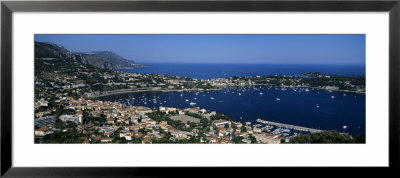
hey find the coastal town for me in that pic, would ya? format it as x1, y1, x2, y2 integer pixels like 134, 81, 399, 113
34, 41, 366, 144
35, 97, 291, 144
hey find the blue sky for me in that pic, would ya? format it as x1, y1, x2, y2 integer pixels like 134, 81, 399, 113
35, 34, 365, 65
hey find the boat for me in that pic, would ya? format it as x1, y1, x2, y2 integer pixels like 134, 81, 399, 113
276, 97, 281, 101
331, 96, 335, 99
189, 102, 196, 106
316, 104, 320, 108
180, 94, 183, 96
185, 99, 189, 102
343, 125, 348, 129
238, 93, 241, 96
260, 92, 263, 95
210, 97, 214, 100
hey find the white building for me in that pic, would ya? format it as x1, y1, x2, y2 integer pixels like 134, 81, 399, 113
59, 115, 81, 124
212, 120, 231, 128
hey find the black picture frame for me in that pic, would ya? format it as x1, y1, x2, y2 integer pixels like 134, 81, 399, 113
1, 0, 399, 177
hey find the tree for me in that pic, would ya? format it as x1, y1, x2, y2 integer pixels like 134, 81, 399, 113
224, 123, 230, 129
249, 135, 257, 143
138, 128, 147, 134
287, 130, 364, 143
119, 137, 127, 143
83, 111, 90, 124
233, 136, 244, 144
190, 122, 197, 129
231, 122, 237, 130
210, 113, 231, 121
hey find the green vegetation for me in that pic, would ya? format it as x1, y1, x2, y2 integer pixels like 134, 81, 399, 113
287, 130, 366, 143
210, 113, 231, 121
43, 121, 83, 143
232, 136, 244, 144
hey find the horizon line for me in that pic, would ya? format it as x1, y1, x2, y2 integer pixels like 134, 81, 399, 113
135, 62, 365, 65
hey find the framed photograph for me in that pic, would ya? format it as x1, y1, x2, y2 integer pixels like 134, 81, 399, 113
1, 0, 399, 176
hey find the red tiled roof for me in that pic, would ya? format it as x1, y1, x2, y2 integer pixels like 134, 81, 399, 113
36, 127, 51, 132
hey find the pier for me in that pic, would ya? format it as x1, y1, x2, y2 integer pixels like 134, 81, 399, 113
256, 119, 323, 133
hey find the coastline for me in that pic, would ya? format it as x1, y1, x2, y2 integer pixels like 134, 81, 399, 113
242, 84, 365, 94
87, 84, 365, 99
88, 88, 221, 98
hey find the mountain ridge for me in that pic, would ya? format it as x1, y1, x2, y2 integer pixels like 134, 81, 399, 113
35, 41, 142, 70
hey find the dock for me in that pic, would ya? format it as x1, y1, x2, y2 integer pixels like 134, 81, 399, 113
256, 119, 323, 133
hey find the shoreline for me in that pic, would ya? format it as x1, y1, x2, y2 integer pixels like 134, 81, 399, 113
231, 84, 365, 94
87, 84, 364, 98
88, 88, 221, 98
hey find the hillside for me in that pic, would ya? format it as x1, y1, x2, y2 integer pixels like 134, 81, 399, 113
35, 42, 141, 70
76, 51, 141, 70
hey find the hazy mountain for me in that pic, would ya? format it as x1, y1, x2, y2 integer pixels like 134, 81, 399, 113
35, 42, 141, 70
76, 51, 141, 70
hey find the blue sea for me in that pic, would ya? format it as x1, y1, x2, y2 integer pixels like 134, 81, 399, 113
106, 63, 366, 135
121, 63, 365, 79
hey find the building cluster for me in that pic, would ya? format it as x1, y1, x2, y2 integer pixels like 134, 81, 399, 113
34, 97, 282, 144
